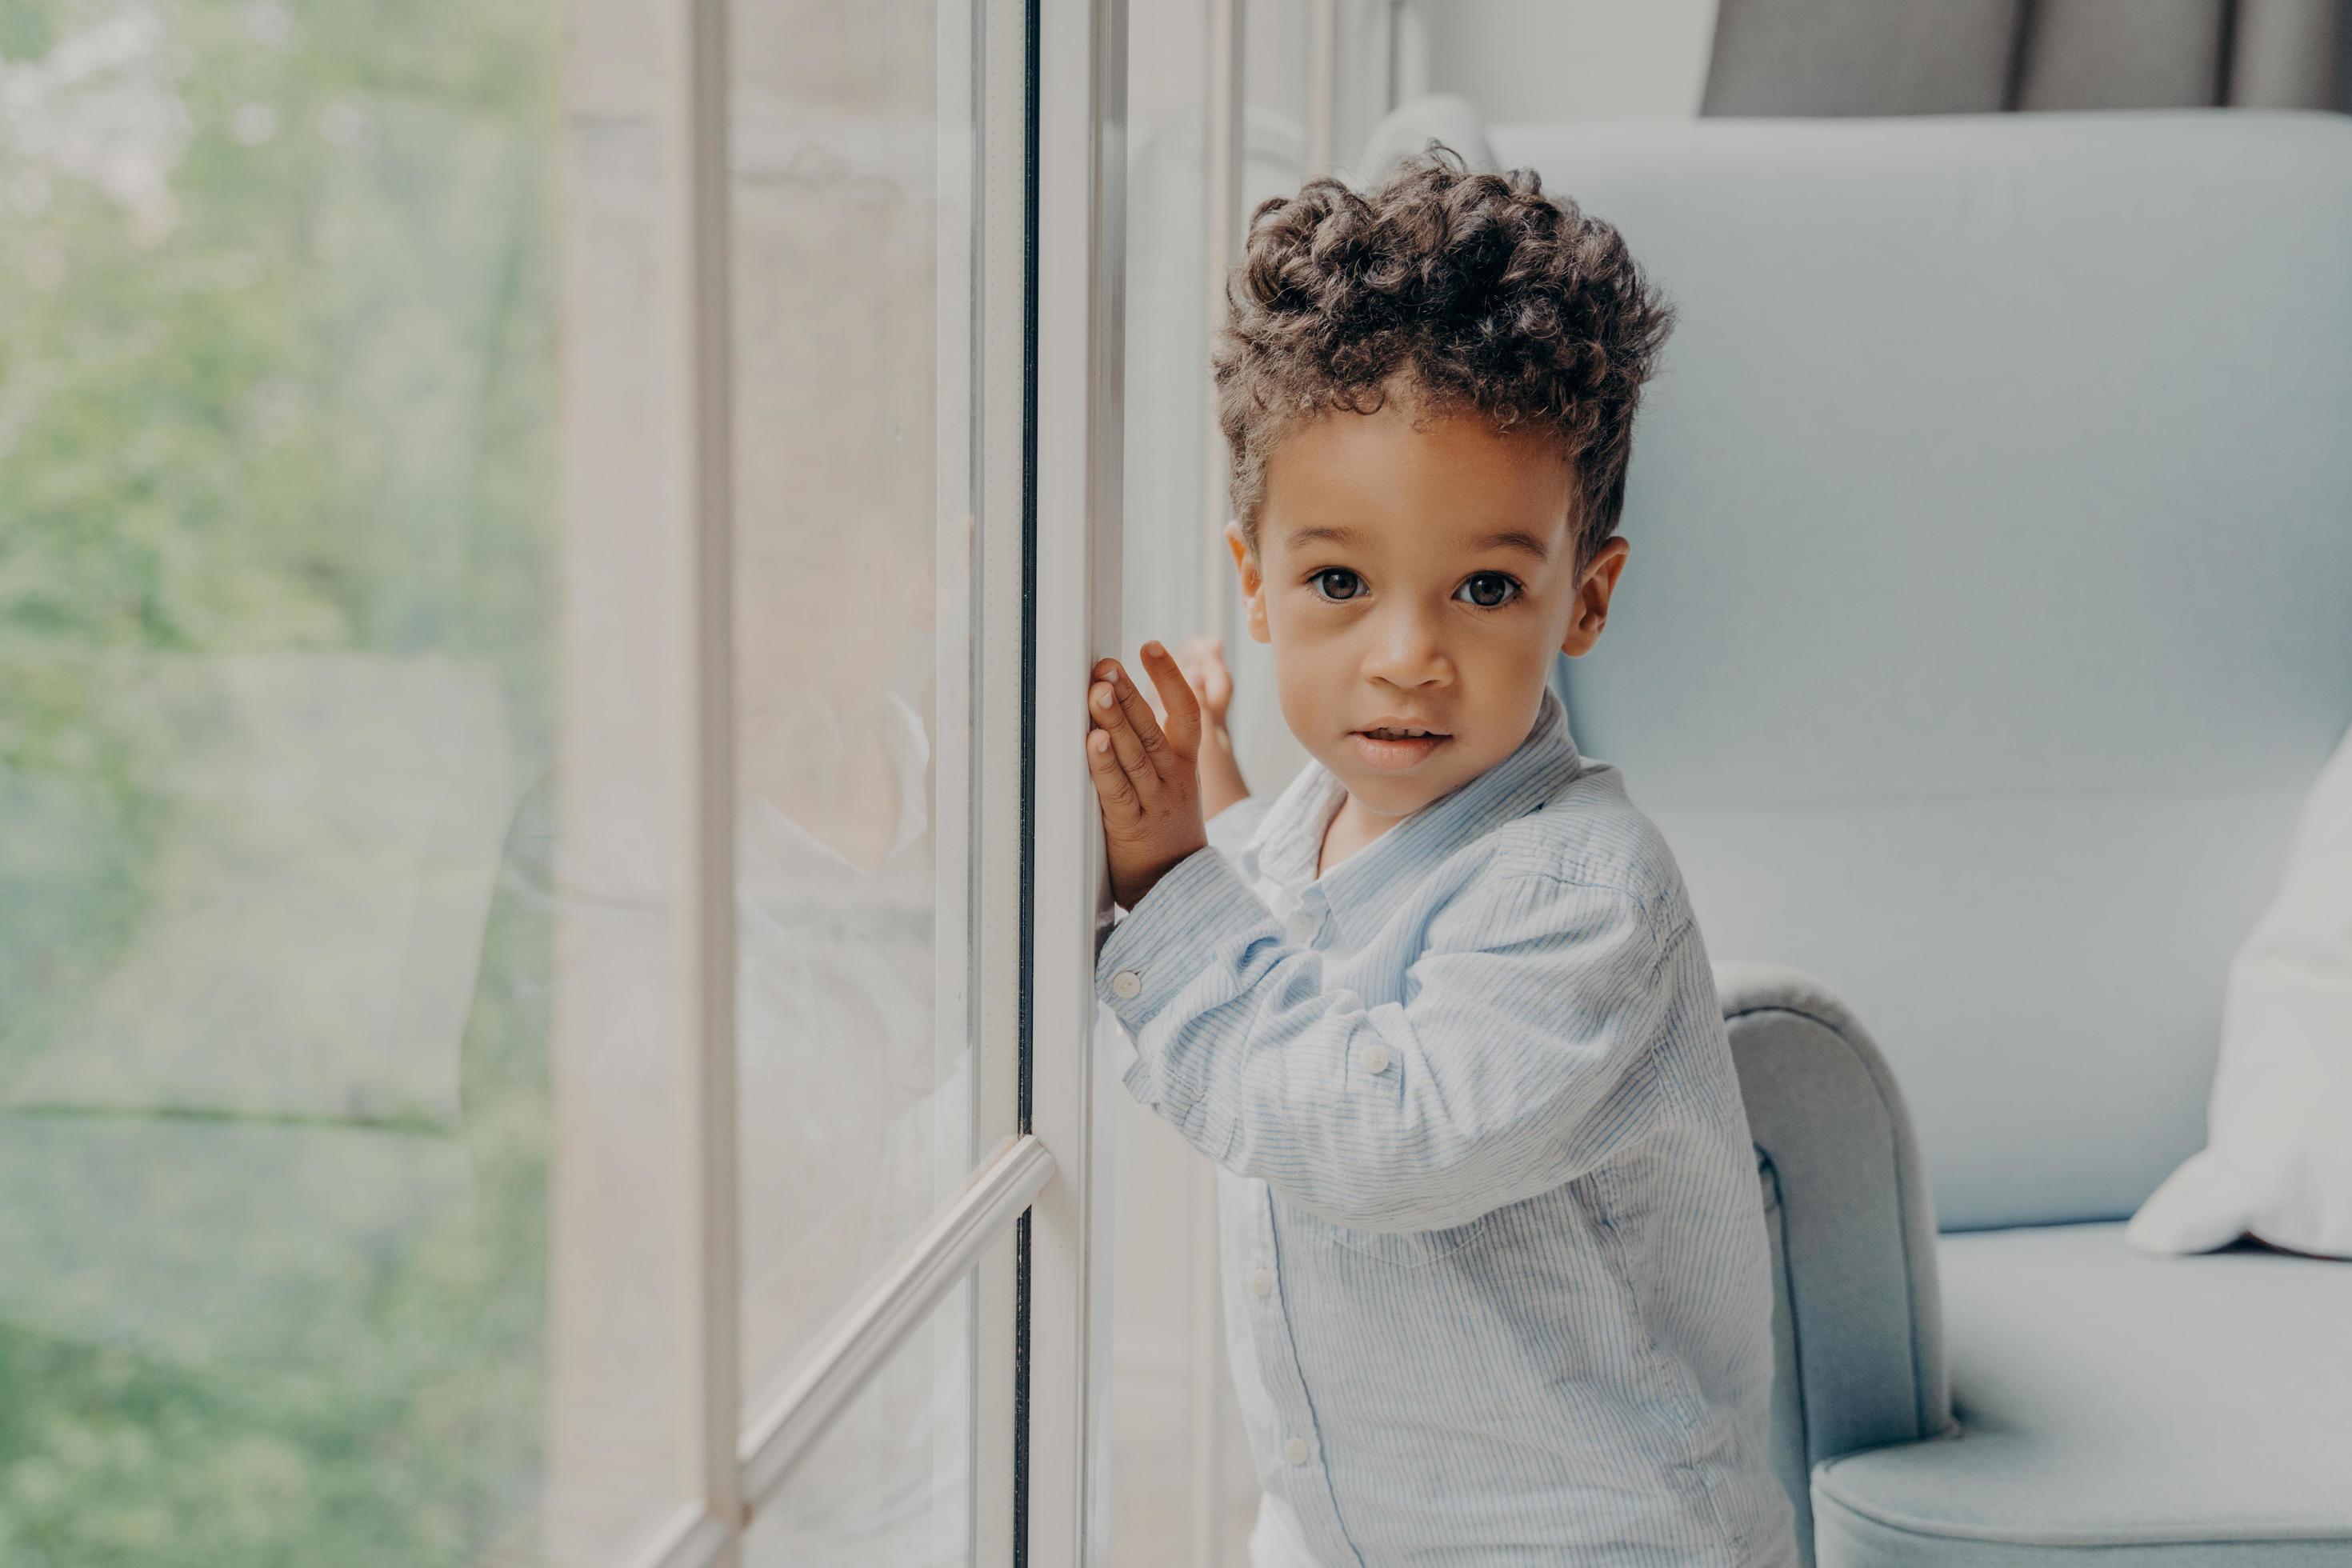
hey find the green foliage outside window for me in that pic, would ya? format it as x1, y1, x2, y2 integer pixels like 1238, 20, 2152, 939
0, 0, 563, 1560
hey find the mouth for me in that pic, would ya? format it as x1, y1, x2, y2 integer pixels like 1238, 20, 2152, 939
1350, 724, 1451, 772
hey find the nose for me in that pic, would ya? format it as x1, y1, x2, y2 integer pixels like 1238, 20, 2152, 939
1361, 597, 1452, 690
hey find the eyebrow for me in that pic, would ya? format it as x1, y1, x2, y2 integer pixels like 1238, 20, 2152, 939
1285, 523, 1552, 562
1474, 529, 1554, 562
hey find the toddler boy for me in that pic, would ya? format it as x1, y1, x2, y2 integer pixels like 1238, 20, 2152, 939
1084, 150, 1798, 1566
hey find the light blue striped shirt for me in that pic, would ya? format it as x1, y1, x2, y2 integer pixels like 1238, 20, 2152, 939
1096, 686, 1798, 1566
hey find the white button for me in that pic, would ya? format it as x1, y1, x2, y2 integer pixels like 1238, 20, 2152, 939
1110, 970, 1141, 999
1360, 1044, 1392, 1075
1284, 1437, 1310, 1466
1248, 1268, 1274, 1298
1286, 911, 1316, 942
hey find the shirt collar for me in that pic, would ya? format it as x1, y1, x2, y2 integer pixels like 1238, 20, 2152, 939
1248, 684, 1582, 946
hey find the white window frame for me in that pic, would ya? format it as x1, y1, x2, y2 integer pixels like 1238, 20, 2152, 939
614, 0, 1130, 1564
1025, 0, 1129, 1559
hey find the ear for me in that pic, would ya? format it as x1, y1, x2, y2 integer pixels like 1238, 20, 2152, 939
1559, 535, 1630, 658
1225, 518, 1271, 644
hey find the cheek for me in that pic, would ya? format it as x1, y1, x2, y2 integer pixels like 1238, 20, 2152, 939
1263, 619, 1347, 731
1477, 616, 1570, 676
1266, 640, 1322, 729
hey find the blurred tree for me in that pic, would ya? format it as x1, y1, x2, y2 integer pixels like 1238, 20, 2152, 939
0, 0, 562, 1560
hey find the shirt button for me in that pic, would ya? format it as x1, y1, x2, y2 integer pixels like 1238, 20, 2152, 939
1248, 1268, 1274, 1298
1286, 911, 1317, 943
1284, 1437, 1310, 1466
1360, 1044, 1392, 1075
1109, 970, 1142, 999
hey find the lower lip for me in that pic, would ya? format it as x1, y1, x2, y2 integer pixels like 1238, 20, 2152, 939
1350, 731, 1448, 771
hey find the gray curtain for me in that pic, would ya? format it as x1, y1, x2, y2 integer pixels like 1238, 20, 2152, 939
1704, 0, 2351, 116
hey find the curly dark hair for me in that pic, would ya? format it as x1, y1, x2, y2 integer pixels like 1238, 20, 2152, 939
1212, 146, 1675, 574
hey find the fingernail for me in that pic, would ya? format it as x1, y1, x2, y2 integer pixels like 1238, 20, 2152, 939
1094, 686, 1113, 709
1144, 641, 1163, 658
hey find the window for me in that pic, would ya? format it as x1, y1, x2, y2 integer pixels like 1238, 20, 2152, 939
0, 0, 1224, 1556
1, 0, 599, 1557
0, 0, 1095, 1561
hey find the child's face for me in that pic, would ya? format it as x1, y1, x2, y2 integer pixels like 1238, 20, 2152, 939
1230, 392, 1629, 826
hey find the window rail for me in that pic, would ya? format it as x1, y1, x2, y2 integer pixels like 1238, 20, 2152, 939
623, 1133, 1056, 1568
626, 1505, 736, 1568
741, 1134, 1058, 1508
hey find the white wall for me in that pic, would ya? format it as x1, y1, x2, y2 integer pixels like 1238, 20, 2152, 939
1421, 0, 1718, 122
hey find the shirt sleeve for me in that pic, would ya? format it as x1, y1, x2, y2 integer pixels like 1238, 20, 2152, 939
1094, 845, 1677, 1233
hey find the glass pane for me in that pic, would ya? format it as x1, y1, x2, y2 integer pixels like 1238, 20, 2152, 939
0, 0, 702, 1560
1108, 4, 1265, 1562
1226, 0, 1314, 790
727, 0, 983, 1410
1121, 0, 1211, 641
747, 1274, 974, 1567
1329, 0, 1397, 182
1244, 0, 1310, 201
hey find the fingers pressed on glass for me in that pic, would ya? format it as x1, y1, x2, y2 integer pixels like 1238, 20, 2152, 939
1091, 670, 1153, 777
1086, 726, 1139, 818
1105, 658, 1170, 763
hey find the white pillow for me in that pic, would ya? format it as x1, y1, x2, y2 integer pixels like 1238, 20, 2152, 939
2127, 721, 2352, 1258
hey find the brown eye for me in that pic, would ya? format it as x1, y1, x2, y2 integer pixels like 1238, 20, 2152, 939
1310, 569, 1364, 602
1458, 572, 1519, 609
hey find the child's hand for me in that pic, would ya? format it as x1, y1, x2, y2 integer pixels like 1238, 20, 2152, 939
1169, 634, 1233, 732
1086, 642, 1209, 910
1162, 634, 1250, 818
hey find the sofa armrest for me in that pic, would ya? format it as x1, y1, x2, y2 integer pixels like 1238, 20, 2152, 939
1717, 961, 1954, 1562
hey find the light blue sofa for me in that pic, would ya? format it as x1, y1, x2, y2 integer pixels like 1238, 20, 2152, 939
1500, 114, 2352, 1564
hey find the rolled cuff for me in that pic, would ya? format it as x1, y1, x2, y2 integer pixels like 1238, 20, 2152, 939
1095, 843, 1281, 1068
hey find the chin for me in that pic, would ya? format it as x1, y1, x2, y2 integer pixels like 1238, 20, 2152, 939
1333, 768, 1442, 820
